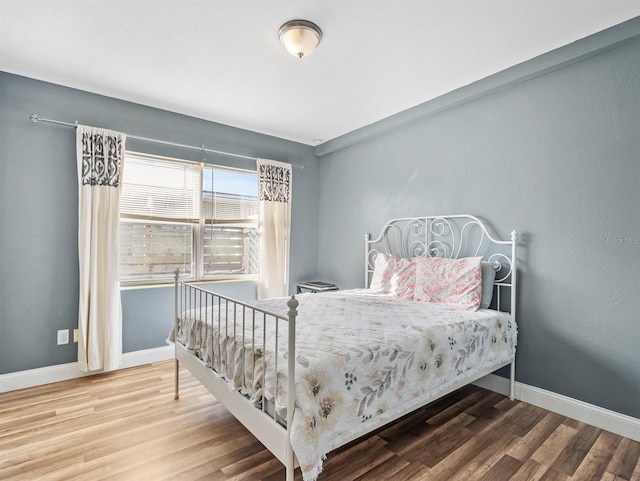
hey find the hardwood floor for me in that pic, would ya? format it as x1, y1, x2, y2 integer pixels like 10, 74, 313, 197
1, 361, 639, 481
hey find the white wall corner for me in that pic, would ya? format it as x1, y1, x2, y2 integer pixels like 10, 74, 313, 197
474, 374, 640, 443
0, 345, 174, 393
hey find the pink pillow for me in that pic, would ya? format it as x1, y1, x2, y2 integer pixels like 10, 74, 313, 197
414, 256, 483, 310
370, 253, 416, 299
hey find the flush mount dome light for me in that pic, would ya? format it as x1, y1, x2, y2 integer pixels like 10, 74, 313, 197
279, 20, 323, 58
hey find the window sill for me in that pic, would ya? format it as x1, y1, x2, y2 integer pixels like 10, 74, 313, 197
120, 277, 258, 291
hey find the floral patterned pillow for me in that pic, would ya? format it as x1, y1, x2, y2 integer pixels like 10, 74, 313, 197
414, 256, 483, 310
369, 253, 416, 299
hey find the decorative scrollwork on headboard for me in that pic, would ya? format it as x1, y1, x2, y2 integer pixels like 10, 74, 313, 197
487, 253, 513, 283
365, 214, 517, 314
427, 217, 454, 258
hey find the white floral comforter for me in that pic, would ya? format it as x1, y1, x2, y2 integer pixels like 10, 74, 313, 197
174, 289, 517, 481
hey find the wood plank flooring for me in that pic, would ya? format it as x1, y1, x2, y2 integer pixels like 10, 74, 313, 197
1, 361, 639, 481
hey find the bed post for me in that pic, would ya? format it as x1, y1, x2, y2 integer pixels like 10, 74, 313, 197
174, 269, 180, 400
286, 295, 299, 481
509, 230, 518, 401
364, 233, 371, 288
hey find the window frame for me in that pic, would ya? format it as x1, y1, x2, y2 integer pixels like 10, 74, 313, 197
119, 151, 258, 287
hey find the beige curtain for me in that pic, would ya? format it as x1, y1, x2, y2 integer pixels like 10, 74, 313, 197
76, 125, 126, 372
257, 159, 292, 299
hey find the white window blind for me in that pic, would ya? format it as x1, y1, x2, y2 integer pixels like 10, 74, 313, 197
120, 152, 258, 285
120, 155, 200, 222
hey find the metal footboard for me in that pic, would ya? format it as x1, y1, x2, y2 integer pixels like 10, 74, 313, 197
173, 272, 298, 480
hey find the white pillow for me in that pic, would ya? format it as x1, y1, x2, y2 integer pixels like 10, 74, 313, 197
369, 253, 416, 299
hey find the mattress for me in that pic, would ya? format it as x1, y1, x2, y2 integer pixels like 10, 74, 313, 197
173, 289, 517, 481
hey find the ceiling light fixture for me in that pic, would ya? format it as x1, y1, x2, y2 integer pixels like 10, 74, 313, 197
278, 20, 323, 59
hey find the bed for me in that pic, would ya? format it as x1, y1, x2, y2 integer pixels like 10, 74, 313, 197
172, 214, 518, 481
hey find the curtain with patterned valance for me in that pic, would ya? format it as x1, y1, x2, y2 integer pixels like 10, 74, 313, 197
76, 125, 126, 372
257, 159, 292, 299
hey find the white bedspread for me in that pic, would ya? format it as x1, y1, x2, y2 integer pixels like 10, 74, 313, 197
174, 289, 517, 481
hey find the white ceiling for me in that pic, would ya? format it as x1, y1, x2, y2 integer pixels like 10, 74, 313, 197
2, 1, 640, 146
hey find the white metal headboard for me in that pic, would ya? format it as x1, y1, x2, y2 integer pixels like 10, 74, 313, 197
365, 215, 518, 314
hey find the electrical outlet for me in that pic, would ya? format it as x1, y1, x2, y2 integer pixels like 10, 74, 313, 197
73, 329, 79, 343
57, 329, 69, 345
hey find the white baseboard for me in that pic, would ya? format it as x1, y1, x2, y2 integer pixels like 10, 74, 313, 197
473, 374, 640, 442
4, 354, 638, 444
0, 345, 174, 393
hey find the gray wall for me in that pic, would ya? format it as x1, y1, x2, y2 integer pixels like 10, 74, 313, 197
0, 72, 319, 375
2, 34, 639, 423
316, 39, 640, 418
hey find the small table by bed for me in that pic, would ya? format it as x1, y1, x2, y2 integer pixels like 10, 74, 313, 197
296, 281, 339, 294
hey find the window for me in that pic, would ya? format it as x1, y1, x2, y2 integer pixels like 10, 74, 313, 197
120, 152, 258, 285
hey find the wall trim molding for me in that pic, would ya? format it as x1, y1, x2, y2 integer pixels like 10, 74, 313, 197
315, 16, 640, 157
474, 374, 640, 443
0, 345, 174, 393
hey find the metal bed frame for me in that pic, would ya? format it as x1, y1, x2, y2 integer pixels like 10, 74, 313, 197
173, 214, 518, 481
